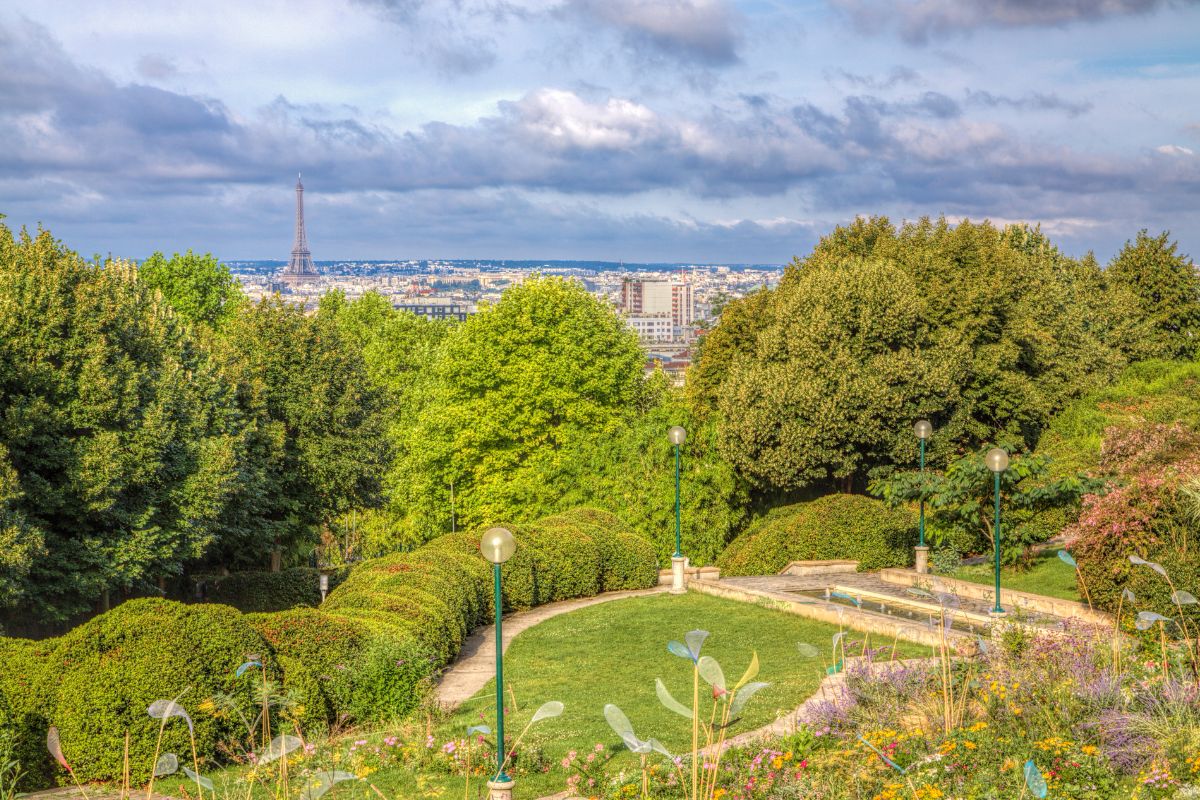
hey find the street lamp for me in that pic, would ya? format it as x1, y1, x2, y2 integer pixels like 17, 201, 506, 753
985, 448, 1009, 616
480, 527, 517, 799
913, 420, 933, 574
668, 426, 687, 594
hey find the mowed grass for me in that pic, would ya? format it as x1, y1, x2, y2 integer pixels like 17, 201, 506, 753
156, 592, 927, 800
949, 548, 1081, 602
438, 591, 926, 793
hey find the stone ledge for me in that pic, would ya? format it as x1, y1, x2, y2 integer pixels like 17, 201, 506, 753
778, 559, 860, 576
878, 568, 1112, 626
657, 564, 720, 585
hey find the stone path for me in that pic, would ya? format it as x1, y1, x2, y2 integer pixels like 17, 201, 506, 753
433, 586, 669, 708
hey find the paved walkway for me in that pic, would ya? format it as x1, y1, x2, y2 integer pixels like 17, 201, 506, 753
434, 586, 669, 708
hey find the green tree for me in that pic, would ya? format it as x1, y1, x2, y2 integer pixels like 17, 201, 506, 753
716, 258, 964, 491
692, 217, 1133, 493
0, 225, 244, 618
0, 445, 44, 608
208, 296, 390, 570
549, 373, 748, 564
317, 291, 451, 556
393, 276, 646, 538
870, 444, 1101, 562
139, 250, 244, 329
1106, 230, 1200, 359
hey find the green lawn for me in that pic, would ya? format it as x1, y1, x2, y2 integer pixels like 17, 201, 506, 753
156, 591, 927, 800
436, 591, 925, 795
948, 547, 1081, 602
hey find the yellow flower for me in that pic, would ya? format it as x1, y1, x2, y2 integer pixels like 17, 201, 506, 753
967, 722, 988, 732
197, 699, 217, 715
1082, 745, 1099, 757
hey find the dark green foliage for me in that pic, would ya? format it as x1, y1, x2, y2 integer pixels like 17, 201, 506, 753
717, 494, 916, 576
499, 522, 602, 610
207, 297, 391, 571
0, 224, 246, 620
44, 599, 273, 784
691, 217, 1134, 493
870, 445, 1101, 562
206, 567, 349, 612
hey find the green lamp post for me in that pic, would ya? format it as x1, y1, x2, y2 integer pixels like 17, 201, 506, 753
668, 426, 687, 594
913, 420, 933, 573
985, 448, 1009, 615
480, 526, 517, 797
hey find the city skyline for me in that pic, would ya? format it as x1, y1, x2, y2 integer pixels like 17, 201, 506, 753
1, 1, 1198, 263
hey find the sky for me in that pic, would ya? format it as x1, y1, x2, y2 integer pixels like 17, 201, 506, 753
1, 0, 1199, 264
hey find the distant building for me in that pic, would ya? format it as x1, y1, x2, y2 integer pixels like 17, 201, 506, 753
394, 299, 474, 322
275, 175, 321, 288
619, 277, 695, 342
626, 314, 676, 341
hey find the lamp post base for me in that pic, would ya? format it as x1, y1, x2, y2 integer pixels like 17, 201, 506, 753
914, 546, 930, 575
987, 609, 1007, 618
670, 556, 688, 594
487, 778, 515, 800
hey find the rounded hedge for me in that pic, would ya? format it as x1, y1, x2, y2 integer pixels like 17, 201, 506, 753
0, 637, 55, 789
544, 508, 660, 591
46, 599, 274, 784
717, 494, 916, 576
247, 608, 435, 729
205, 567, 353, 612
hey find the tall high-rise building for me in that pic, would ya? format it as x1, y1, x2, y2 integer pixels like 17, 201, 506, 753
620, 277, 694, 327
278, 174, 320, 286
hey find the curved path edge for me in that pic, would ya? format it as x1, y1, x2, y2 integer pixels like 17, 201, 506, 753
433, 586, 670, 708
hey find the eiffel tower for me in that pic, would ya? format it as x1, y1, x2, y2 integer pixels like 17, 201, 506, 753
278, 174, 320, 285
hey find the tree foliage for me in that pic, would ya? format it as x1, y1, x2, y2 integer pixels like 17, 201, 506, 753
692, 216, 1144, 493
0, 226, 244, 618
1106, 230, 1200, 360
206, 296, 390, 570
871, 444, 1101, 562
391, 276, 646, 538
139, 249, 243, 329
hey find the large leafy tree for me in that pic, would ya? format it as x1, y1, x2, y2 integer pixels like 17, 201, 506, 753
1106, 230, 1200, 360
717, 257, 964, 491
207, 296, 391, 570
393, 276, 646, 537
0, 225, 244, 618
692, 217, 1134, 492
139, 250, 244, 329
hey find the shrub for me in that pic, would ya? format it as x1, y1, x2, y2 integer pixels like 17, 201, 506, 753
0, 637, 54, 789
44, 599, 274, 784
499, 521, 601, 610
544, 508, 659, 591
246, 608, 367, 732
206, 567, 321, 612
717, 494, 916, 576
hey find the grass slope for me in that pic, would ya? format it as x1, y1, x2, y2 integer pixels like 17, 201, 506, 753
947, 548, 1080, 602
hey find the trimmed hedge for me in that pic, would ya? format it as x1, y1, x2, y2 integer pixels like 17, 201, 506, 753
0, 637, 56, 789
206, 567, 349, 613
0, 506, 659, 788
44, 599, 274, 784
717, 494, 916, 576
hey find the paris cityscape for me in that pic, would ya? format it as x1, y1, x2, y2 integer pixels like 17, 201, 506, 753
2, 1, 1200, 799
